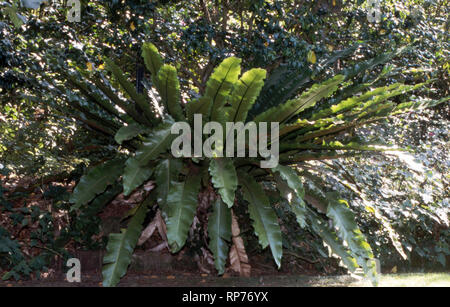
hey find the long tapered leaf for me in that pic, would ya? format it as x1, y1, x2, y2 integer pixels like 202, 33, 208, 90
343, 46, 409, 80
305, 206, 358, 272
238, 172, 282, 268
250, 45, 358, 119
122, 157, 154, 196
154, 158, 183, 215
209, 158, 238, 208
105, 58, 156, 124
142, 42, 163, 77
135, 119, 175, 166
155, 65, 185, 121
310, 83, 423, 121
254, 75, 344, 124
281, 141, 397, 153
83, 183, 123, 216
186, 57, 241, 121
393, 96, 450, 114
272, 165, 305, 199
166, 172, 202, 252
208, 198, 232, 275
224, 68, 267, 123
325, 194, 378, 285
70, 158, 125, 208
64, 71, 124, 121
88, 73, 147, 125
114, 123, 148, 145
273, 171, 307, 228
102, 200, 149, 287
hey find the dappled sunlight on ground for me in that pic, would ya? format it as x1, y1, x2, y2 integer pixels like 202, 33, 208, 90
349, 273, 450, 287
1, 273, 448, 287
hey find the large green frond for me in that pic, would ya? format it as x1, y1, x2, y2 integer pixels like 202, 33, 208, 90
154, 158, 183, 215
209, 158, 238, 208
155, 64, 185, 121
102, 200, 149, 287
326, 195, 378, 285
114, 123, 148, 145
135, 119, 175, 166
105, 58, 156, 125
254, 75, 344, 124
186, 57, 241, 121
70, 158, 125, 209
239, 172, 282, 268
166, 171, 202, 252
305, 206, 359, 272
122, 157, 154, 196
208, 198, 232, 275
224, 68, 267, 123
142, 42, 163, 77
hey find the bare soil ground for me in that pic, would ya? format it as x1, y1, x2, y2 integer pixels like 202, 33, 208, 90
0, 271, 358, 287
2, 273, 449, 287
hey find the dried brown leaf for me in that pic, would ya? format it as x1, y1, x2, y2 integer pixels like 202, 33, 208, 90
138, 219, 157, 246
229, 210, 251, 277
138, 209, 168, 246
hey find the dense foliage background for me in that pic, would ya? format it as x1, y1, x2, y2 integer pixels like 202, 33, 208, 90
0, 0, 448, 281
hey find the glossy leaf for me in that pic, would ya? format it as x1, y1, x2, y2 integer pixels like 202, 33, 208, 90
326, 195, 378, 285
122, 157, 154, 196
208, 198, 232, 275
142, 42, 163, 77
135, 119, 175, 166
155, 65, 185, 121
70, 159, 125, 209
166, 172, 202, 252
154, 158, 183, 215
239, 172, 282, 268
186, 57, 241, 121
272, 164, 305, 199
102, 200, 149, 287
224, 68, 267, 122
254, 74, 344, 124
114, 123, 147, 145
273, 172, 307, 228
209, 158, 238, 208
